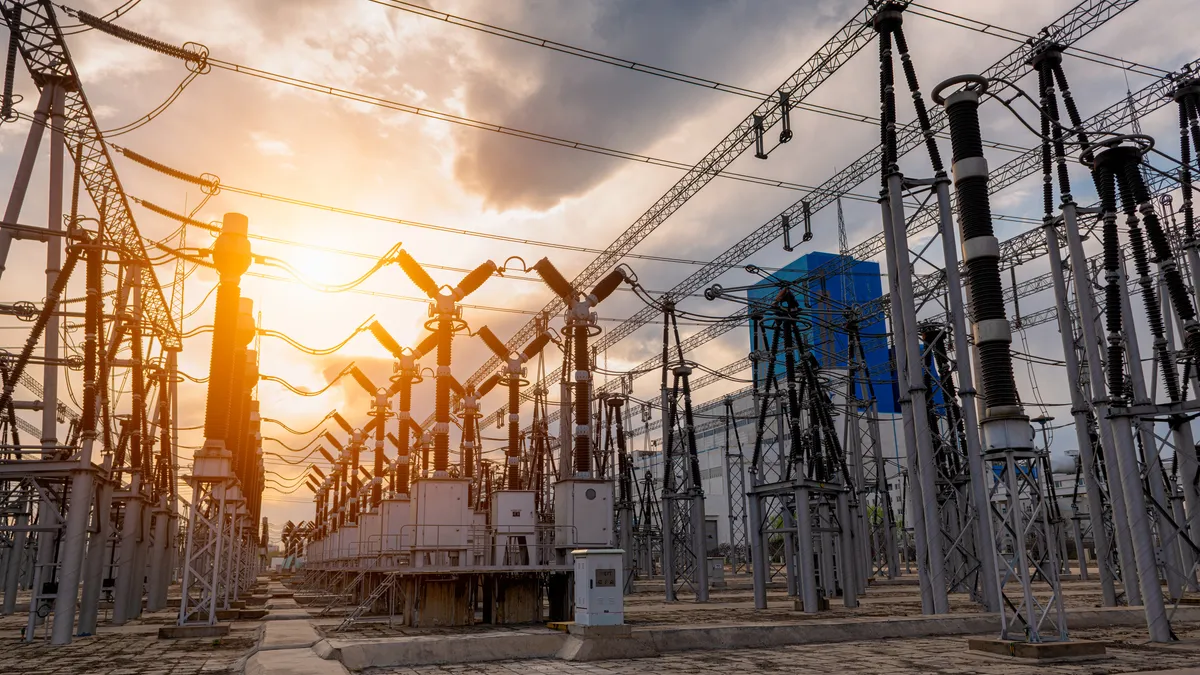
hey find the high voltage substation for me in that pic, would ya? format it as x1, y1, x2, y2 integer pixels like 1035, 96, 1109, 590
1, 0, 1199, 667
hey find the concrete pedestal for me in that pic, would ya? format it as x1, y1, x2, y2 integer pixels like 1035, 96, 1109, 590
483, 575, 541, 624
967, 638, 1106, 661
402, 576, 473, 627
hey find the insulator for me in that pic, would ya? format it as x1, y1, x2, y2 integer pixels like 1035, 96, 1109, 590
331, 412, 353, 435
117, 147, 218, 191
476, 325, 510, 360
778, 90, 793, 143
802, 200, 813, 242
69, 8, 208, 66
456, 260, 497, 298
573, 324, 591, 474
522, 333, 552, 361
507, 378, 521, 489
349, 365, 376, 395
317, 446, 335, 464
1, 24, 16, 121
943, 85, 1019, 410
892, 26, 942, 172
590, 269, 625, 304
782, 212, 793, 252
753, 114, 767, 160
531, 257, 574, 301
478, 372, 502, 397
394, 249, 440, 298
369, 320, 402, 357
1178, 100, 1196, 241
415, 330, 439, 358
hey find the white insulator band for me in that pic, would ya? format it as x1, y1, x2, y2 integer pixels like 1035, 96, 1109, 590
961, 235, 999, 262
974, 318, 1012, 345
952, 156, 988, 183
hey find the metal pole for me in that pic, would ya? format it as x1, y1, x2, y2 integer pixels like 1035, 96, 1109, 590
1042, 217, 1117, 606
1117, 259, 1181, 600
0, 85, 52, 279
934, 176, 1000, 611
878, 183, 940, 614
794, 485, 818, 613
77, 457, 112, 636
41, 83, 64, 456
1061, 202, 1142, 602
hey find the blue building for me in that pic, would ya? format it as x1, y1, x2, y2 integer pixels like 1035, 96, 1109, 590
747, 251, 898, 414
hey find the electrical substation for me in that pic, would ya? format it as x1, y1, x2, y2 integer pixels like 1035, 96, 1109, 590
2, 0, 1200, 673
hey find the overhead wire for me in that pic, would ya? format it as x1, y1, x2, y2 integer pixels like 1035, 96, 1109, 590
263, 411, 334, 435
258, 363, 354, 397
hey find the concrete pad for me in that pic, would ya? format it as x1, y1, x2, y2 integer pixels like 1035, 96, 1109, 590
266, 597, 301, 610
967, 638, 1106, 660
157, 623, 231, 639
245, 648, 349, 675
318, 631, 568, 670
559, 624, 659, 661
263, 610, 314, 621
240, 609, 269, 620
259, 621, 321, 651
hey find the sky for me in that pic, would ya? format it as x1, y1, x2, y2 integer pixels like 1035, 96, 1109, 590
0, 0, 1196, 543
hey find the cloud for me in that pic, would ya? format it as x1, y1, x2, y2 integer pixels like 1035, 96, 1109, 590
447, 0, 839, 211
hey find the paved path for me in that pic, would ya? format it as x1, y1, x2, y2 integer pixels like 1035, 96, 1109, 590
365, 632, 1200, 675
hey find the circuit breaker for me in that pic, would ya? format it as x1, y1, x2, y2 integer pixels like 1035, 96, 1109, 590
573, 548, 624, 626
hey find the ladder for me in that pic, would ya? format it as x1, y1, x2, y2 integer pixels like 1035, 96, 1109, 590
317, 569, 367, 617
334, 572, 401, 632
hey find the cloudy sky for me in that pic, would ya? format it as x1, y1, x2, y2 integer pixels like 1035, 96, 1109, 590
0, 0, 1195, 538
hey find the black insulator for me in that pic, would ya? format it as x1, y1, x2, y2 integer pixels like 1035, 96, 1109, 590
1186, 95, 1200, 162
462, 411, 476, 480
81, 241, 101, 435
590, 269, 625, 304
946, 101, 983, 161
476, 325, 510, 360
956, 177, 994, 240
130, 312, 144, 472
434, 317, 452, 473
202, 282, 242, 443
573, 324, 590, 474
457, 261, 497, 297
1107, 342, 1126, 400
893, 28, 943, 172
978, 343, 1019, 408
880, 31, 898, 171
415, 330, 440, 359
1051, 64, 1089, 148
332, 412, 353, 435
2, 26, 16, 121
395, 249, 440, 298
1039, 63, 1072, 200
508, 379, 520, 489
1038, 66, 1054, 219
532, 258, 574, 302
1179, 102, 1196, 241
522, 333, 552, 361
368, 320, 403, 358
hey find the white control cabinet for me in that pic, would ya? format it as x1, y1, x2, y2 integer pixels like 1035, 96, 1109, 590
554, 479, 613, 548
491, 490, 536, 565
573, 548, 624, 626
